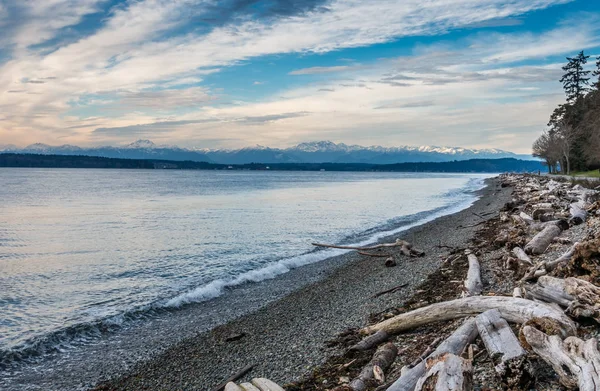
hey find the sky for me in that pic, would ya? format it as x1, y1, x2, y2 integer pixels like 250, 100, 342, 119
0, 0, 599, 153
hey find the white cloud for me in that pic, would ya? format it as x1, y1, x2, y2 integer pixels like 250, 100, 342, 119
0, 0, 591, 150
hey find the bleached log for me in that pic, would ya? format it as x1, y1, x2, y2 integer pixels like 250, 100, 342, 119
511, 247, 532, 266
361, 296, 576, 337
250, 378, 285, 391
239, 383, 261, 391
339, 343, 398, 391
569, 202, 587, 225
414, 353, 473, 391
526, 276, 600, 322
312, 239, 424, 257
225, 383, 244, 391
522, 327, 600, 391
533, 203, 553, 209
387, 319, 478, 391
475, 310, 528, 384
463, 251, 482, 297
524, 224, 562, 255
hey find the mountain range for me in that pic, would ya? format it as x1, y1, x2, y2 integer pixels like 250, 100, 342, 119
0, 140, 534, 165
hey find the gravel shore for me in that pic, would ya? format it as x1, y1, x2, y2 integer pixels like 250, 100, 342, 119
93, 177, 512, 391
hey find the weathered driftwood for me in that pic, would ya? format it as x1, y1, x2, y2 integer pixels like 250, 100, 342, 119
475, 310, 529, 387
513, 287, 523, 298
408, 337, 443, 368
511, 247, 532, 266
519, 212, 534, 223
337, 343, 398, 391
463, 251, 482, 297
350, 330, 390, 351
250, 378, 285, 391
312, 239, 424, 257
361, 296, 576, 337
522, 326, 600, 391
214, 365, 254, 391
387, 318, 478, 391
521, 242, 580, 282
239, 383, 261, 391
526, 276, 600, 322
524, 224, 562, 255
414, 353, 473, 391
569, 202, 587, 225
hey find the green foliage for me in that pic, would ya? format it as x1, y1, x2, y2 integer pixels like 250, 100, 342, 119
533, 51, 600, 174
560, 51, 590, 103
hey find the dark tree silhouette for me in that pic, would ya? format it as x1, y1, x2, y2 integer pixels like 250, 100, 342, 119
560, 51, 590, 103
593, 56, 600, 89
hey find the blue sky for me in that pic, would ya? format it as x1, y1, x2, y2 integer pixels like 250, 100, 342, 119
0, 0, 599, 152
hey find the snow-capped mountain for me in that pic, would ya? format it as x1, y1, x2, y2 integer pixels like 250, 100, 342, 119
1, 140, 533, 164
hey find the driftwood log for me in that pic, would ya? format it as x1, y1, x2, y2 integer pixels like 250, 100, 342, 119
335, 343, 398, 391
522, 326, 600, 391
387, 319, 478, 391
524, 224, 562, 255
414, 353, 473, 391
475, 310, 529, 387
312, 239, 424, 257
522, 242, 580, 281
360, 296, 576, 337
350, 330, 390, 351
569, 202, 587, 225
463, 251, 482, 297
214, 365, 254, 391
511, 247, 532, 266
525, 276, 600, 323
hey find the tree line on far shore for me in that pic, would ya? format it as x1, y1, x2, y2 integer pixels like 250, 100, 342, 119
532, 51, 600, 174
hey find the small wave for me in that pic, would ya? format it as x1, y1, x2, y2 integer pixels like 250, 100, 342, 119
0, 175, 491, 368
164, 176, 490, 308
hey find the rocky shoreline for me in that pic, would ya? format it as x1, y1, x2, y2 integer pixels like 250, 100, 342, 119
92, 177, 513, 391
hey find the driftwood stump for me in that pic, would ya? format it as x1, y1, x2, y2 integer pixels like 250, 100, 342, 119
522, 326, 600, 391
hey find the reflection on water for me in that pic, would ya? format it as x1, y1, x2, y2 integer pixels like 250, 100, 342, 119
0, 168, 489, 359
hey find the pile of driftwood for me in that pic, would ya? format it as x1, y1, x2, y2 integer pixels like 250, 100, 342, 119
323, 174, 600, 391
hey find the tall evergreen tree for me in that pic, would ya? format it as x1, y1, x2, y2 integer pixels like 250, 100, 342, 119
560, 51, 590, 102
593, 56, 600, 89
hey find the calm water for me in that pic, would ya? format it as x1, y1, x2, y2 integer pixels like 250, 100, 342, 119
0, 168, 490, 365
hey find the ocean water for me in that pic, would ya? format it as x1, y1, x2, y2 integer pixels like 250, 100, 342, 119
0, 168, 490, 367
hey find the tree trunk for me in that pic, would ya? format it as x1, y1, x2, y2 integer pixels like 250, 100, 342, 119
360, 296, 576, 337
387, 319, 478, 391
414, 353, 473, 391
522, 326, 600, 391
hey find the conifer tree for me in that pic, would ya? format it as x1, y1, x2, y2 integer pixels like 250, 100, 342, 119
593, 56, 600, 89
560, 51, 590, 102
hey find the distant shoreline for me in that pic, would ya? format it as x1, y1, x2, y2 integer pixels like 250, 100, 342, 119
0, 153, 543, 173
